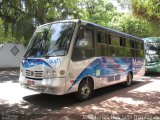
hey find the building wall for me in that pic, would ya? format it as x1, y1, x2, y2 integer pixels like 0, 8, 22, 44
0, 43, 26, 68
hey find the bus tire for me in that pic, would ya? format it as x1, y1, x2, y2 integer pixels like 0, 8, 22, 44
76, 79, 93, 101
124, 72, 133, 87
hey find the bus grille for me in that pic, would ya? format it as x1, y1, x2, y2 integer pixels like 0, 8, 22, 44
25, 70, 43, 78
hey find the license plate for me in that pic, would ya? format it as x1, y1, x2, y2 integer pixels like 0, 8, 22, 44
27, 80, 35, 86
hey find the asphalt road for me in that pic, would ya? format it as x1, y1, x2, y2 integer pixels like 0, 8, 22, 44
0, 70, 160, 120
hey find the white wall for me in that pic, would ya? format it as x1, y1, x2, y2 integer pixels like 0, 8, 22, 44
0, 43, 26, 68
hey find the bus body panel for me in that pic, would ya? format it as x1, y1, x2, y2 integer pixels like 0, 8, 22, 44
65, 57, 145, 94
65, 57, 101, 94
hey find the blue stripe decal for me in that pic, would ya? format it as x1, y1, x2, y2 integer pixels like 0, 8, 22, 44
66, 57, 136, 93
22, 59, 52, 68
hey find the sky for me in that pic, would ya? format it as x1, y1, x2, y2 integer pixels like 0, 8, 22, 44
111, 0, 130, 13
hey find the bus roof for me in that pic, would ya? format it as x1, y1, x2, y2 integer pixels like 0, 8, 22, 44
80, 20, 143, 42
39, 19, 143, 42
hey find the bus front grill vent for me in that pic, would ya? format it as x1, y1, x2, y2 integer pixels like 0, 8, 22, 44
34, 71, 43, 77
25, 70, 43, 78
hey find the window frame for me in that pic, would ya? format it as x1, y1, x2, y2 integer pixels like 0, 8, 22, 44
71, 25, 95, 61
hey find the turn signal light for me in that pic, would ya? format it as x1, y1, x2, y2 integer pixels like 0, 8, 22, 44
59, 70, 65, 75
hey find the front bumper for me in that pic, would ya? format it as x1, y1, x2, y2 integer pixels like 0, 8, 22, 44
19, 73, 66, 95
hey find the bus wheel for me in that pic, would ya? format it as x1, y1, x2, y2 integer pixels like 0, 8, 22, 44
76, 79, 93, 101
124, 73, 133, 87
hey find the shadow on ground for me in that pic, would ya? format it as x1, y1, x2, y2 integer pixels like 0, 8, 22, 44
40, 80, 160, 120
145, 72, 160, 77
0, 80, 153, 120
0, 70, 19, 83
0, 74, 19, 83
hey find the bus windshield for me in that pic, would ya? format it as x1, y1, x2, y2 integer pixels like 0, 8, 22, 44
146, 42, 160, 63
24, 22, 75, 57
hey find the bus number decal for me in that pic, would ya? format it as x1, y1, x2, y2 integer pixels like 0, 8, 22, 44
48, 58, 61, 64
132, 59, 143, 66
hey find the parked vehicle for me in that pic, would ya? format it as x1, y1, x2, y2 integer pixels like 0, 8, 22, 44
143, 37, 160, 73
19, 19, 145, 101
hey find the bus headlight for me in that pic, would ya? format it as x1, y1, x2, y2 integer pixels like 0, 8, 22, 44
45, 70, 56, 78
53, 71, 56, 76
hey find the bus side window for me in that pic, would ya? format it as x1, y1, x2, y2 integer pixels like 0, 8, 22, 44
97, 31, 101, 43
108, 34, 111, 45
136, 42, 145, 58
124, 38, 126, 47
125, 39, 130, 47
131, 40, 135, 48
76, 28, 93, 48
97, 31, 106, 44
120, 37, 124, 46
111, 34, 120, 46
72, 26, 94, 61
97, 31, 108, 56
141, 43, 144, 50
137, 42, 142, 49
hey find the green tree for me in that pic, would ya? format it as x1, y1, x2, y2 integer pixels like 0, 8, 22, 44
0, 0, 159, 46
108, 14, 160, 37
131, 0, 160, 24
115, 0, 160, 37
0, 0, 82, 46
0, 18, 17, 43
80, 0, 118, 26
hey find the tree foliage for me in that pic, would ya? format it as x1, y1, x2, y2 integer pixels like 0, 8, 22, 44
80, 0, 117, 25
0, 0, 82, 45
0, 18, 17, 43
0, 0, 159, 45
131, 0, 160, 24
108, 14, 159, 37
